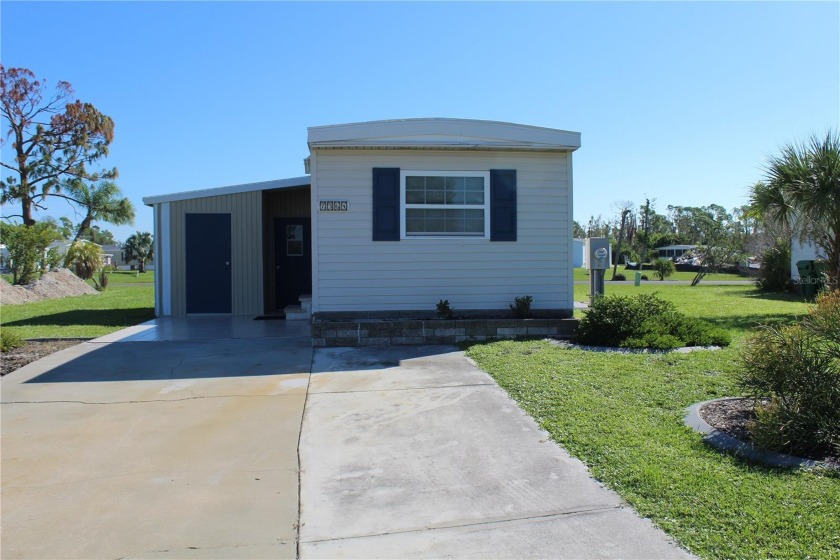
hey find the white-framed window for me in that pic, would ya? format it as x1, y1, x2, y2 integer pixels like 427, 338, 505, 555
400, 170, 490, 239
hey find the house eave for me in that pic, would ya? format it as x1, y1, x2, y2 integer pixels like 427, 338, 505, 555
307, 118, 581, 152
143, 175, 311, 206
308, 142, 578, 152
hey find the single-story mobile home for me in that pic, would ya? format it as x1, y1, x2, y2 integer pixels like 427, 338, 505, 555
657, 244, 697, 259
143, 119, 580, 320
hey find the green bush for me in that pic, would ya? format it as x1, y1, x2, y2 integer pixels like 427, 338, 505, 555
612, 273, 627, 281
1, 330, 25, 352
436, 299, 454, 320
653, 258, 675, 281
756, 239, 791, 292
576, 293, 731, 349
510, 295, 533, 318
0, 222, 62, 285
739, 319, 840, 457
805, 289, 840, 348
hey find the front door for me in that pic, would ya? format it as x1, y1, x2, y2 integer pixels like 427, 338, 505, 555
186, 213, 232, 314
274, 218, 312, 309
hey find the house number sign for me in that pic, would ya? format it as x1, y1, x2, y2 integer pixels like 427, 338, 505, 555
319, 200, 349, 212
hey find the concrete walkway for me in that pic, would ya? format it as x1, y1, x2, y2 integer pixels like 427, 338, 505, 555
2, 319, 693, 559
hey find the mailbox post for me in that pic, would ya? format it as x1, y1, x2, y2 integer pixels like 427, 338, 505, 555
585, 238, 611, 306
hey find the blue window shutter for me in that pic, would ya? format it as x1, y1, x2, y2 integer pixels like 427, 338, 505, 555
372, 168, 400, 241
490, 169, 517, 241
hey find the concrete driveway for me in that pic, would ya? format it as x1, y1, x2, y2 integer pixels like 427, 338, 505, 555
2, 317, 311, 559
299, 347, 691, 559
3, 319, 692, 559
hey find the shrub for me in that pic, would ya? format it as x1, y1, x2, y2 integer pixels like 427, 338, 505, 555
641, 274, 649, 281
576, 293, 730, 349
653, 258, 675, 281
806, 290, 840, 348
575, 294, 731, 349
739, 322, 840, 457
669, 314, 731, 347
436, 299, 454, 320
756, 240, 791, 292
66, 241, 104, 281
612, 273, 627, 281
510, 295, 533, 318
622, 333, 683, 350
0, 222, 61, 285
1, 330, 25, 352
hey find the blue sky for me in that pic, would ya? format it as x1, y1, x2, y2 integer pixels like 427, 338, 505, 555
2, 1, 838, 242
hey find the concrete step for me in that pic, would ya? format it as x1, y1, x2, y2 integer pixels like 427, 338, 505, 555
284, 305, 310, 321
299, 295, 312, 313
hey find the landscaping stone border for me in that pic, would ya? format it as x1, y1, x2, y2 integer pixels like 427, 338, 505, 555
311, 317, 577, 347
549, 340, 721, 354
684, 397, 837, 470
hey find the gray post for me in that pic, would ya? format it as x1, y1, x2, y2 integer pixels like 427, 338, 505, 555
585, 237, 611, 307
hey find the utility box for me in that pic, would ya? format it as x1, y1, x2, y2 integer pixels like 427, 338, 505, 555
585, 237, 611, 305
585, 238, 611, 270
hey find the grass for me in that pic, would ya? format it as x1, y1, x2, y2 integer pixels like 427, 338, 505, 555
573, 268, 749, 282
466, 284, 839, 559
0, 285, 154, 339
3, 270, 154, 285
574, 283, 810, 337
104, 270, 155, 284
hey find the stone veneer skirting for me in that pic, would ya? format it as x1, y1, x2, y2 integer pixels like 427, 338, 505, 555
311, 313, 577, 347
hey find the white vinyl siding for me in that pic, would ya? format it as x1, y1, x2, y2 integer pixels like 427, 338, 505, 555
312, 149, 572, 313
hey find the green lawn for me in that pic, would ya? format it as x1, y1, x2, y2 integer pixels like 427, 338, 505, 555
0, 285, 154, 339
574, 283, 810, 338
573, 268, 749, 282
467, 285, 838, 559
104, 270, 155, 284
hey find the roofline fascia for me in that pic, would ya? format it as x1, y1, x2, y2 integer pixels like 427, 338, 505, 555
143, 176, 311, 206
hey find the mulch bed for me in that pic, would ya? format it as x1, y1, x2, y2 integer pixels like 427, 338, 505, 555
700, 397, 839, 467
1, 340, 82, 376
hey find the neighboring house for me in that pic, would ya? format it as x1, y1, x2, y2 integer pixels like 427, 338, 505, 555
573, 238, 585, 268
790, 238, 825, 281
101, 244, 125, 268
143, 118, 580, 318
657, 244, 696, 259
0, 244, 9, 272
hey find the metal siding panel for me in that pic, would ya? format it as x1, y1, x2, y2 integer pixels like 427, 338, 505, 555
168, 192, 263, 316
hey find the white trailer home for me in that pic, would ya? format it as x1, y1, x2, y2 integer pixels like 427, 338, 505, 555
144, 119, 580, 323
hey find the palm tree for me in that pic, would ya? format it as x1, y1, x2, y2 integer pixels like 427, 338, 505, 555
60, 178, 134, 265
124, 231, 154, 273
65, 240, 103, 282
750, 131, 840, 290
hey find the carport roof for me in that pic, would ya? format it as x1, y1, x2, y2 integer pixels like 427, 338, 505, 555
143, 175, 310, 206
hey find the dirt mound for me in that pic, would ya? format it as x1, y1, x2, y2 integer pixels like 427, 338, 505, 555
1, 268, 100, 305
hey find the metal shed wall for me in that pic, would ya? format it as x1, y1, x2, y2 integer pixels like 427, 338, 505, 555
167, 191, 263, 316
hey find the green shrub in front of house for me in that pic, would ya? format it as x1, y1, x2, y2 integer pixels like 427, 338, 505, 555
1, 330, 25, 352
739, 290, 840, 457
576, 293, 731, 349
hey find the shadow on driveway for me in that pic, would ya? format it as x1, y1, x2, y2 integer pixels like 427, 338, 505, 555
24, 338, 313, 383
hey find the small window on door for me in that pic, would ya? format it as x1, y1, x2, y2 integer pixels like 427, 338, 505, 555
286, 224, 304, 256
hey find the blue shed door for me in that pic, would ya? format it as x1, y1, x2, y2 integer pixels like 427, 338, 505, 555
185, 213, 232, 314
